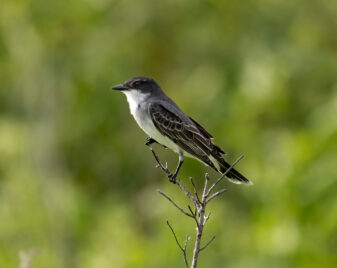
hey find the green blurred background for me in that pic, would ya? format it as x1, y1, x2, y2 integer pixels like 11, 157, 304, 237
1, 0, 337, 267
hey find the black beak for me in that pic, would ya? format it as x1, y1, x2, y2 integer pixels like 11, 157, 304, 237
111, 84, 129, 91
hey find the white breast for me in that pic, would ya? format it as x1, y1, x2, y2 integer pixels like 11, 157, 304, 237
123, 90, 146, 117
123, 90, 181, 153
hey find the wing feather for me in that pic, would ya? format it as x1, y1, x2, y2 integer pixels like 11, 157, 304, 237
149, 103, 215, 160
148, 102, 251, 184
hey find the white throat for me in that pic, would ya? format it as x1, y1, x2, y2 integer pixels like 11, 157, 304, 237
123, 90, 150, 116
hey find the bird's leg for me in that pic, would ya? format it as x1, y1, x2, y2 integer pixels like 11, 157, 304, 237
169, 153, 184, 183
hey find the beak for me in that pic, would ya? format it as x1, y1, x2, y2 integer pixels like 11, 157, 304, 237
111, 84, 129, 91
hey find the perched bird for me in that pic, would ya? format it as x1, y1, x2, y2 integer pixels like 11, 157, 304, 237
111, 76, 252, 185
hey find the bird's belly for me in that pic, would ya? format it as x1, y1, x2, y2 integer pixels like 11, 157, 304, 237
133, 109, 181, 153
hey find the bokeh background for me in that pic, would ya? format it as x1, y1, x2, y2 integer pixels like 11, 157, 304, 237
1, 0, 337, 267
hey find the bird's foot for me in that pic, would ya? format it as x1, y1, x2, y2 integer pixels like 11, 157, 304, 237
145, 137, 157, 146
145, 137, 168, 149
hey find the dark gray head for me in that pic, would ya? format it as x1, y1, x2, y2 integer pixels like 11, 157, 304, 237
111, 76, 162, 94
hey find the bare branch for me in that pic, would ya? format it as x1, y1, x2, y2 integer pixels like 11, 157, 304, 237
148, 146, 246, 268
149, 147, 172, 176
184, 235, 190, 251
149, 147, 198, 206
158, 190, 193, 218
188, 205, 200, 230
166, 220, 183, 251
175, 179, 198, 207
201, 173, 210, 203
204, 212, 211, 225
189, 177, 201, 205
199, 236, 216, 252
187, 205, 195, 216
206, 188, 227, 204
166, 220, 189, 268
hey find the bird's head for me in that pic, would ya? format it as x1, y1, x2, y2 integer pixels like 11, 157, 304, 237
111, 76, 161, 94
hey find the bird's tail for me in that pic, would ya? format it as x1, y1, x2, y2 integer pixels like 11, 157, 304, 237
217, 158, 253, 185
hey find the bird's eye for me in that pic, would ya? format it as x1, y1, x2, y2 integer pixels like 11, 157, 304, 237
133, 81, 142, 87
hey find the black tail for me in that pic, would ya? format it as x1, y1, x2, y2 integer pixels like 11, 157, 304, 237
218, 158, 252, 185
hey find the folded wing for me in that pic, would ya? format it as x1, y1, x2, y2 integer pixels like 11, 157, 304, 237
148, 102, 251, 184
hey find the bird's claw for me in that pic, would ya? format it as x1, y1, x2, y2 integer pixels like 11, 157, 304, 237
145, 137, 168, 149
145, 137, 156, 146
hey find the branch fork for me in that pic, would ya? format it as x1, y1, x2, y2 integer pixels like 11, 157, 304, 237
148, 145, 244, 268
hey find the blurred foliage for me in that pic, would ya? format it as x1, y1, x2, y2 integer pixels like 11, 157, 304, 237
1, 0, 337, 267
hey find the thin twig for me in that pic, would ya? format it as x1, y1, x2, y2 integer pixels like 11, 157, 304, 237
191, 200, 205, 268
150, 147, 244, 268
166, 220, 189, 268
204, 212, 211, 225
184, 235, 190, 251
187, 205, 195, 216
206, 155, 244, 197
206, 188, 227, 204
158, 190, 193, 217
202, 173, 210, 202
190, 177, 201, 205
149, 147, 172, 176
149, 147, 198, 206
166, 220, 184, 251
199, 236, 216, 252
175, 180, 198, 207
188, 205, 200, 230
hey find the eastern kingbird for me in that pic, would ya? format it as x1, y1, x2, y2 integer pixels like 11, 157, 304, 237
111, 76, 252, 185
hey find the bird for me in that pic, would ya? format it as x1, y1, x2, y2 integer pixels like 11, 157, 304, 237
111, 76, 252, 185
